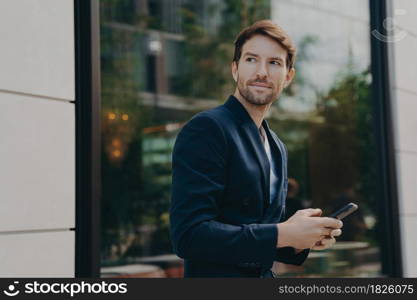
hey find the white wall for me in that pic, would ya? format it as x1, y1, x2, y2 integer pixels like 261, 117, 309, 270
389, 0, 417, 278
0, 0, 75, 277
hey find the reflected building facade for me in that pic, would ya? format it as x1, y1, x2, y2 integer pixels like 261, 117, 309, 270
99, 0, 382, 277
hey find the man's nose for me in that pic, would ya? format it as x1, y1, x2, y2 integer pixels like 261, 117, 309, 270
255, 62, 268, 79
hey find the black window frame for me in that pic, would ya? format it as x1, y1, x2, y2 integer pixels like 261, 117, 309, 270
369, 0, 403, 277
74, 0, 101, 277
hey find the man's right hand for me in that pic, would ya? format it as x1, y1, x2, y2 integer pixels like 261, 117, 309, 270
276, 208, 343, 249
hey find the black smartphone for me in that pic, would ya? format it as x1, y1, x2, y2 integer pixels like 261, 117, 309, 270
329, 202, 358, 220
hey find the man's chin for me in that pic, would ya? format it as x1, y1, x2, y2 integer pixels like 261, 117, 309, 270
246, 95, 274, 106
238, 87, 276, 106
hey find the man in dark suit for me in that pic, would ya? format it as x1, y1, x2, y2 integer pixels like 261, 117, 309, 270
170, 20, 343, 277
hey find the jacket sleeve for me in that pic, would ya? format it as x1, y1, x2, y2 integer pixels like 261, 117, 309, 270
275, 247, 310, 265
169, 113, 278, 266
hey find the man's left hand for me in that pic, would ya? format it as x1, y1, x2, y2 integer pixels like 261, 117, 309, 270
311, 228, 342, 250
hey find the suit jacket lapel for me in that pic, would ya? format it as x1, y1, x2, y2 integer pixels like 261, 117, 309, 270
241, 122, 270, 213
223, 96, 287, 219
223, 96, 270, 212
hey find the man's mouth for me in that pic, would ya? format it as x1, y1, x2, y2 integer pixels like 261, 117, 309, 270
249, 82, 271, 89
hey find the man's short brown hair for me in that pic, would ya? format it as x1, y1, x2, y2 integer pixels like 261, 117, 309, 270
233, 20, 296, 70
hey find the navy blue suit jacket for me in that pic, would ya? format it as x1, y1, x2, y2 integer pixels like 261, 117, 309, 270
170, 95, 309, 277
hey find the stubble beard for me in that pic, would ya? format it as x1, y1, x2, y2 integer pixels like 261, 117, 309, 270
237, 77, 278, 106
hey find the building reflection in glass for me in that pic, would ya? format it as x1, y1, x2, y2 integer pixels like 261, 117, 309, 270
99, 0, 382, 278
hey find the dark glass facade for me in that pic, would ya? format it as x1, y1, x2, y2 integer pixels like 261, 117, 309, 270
98, 0, 383, 277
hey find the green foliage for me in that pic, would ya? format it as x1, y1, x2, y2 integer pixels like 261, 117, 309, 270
176, 0, 270, 100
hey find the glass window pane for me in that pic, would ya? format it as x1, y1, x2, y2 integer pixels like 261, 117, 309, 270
99, 0, 383, 278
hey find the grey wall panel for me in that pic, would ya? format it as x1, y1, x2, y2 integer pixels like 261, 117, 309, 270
399, 215, 417, 277
0, 0, 74, 100
0, 231, 74, 277
396, 152, 417, 215
0, 93, 75, 231
393, 0, 417, 35
392, 34, 417, 93
391, 89, 417, 152
391, 0, 417, 278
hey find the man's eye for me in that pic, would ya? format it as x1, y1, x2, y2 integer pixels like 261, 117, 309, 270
271, 61, 281, 65
246, 57, 256, 62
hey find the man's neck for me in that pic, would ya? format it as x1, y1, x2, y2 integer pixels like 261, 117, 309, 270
233, 90, 271, 129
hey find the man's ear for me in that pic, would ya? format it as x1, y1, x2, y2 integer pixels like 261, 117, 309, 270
231, 61, 238, 82
284, 67, 295, 88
